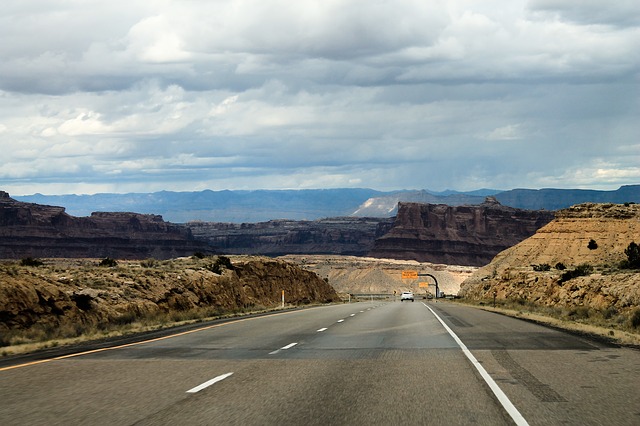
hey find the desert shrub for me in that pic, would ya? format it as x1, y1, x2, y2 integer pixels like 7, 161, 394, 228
567, 306, 591, 320
621, 242, 640, 269
602, 306, 618, 320
113, 312, 137, 326
559, 263, 593, 284
2, 264, 19, 276
206, 256, 234, 274
193, 252, 206, 259
140, 258, 156, 268
20, 257, 43, 267
587, 239, 598, 250
533, 264, 551, 271
555, 262, 566, 270
631, 309, 640, 329
98, 257, 118, 267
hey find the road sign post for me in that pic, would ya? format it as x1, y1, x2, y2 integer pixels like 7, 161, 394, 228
401, 271, 439, 299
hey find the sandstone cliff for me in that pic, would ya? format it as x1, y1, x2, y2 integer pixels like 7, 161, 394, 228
0, 191, 212, 260
369, 198, 554, 266
0, 256, 338, 346
459, 203, 640, 316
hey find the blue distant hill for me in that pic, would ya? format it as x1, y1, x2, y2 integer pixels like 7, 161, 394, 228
13, 185, 640, 223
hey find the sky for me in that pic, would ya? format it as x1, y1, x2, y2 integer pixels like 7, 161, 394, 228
1, 0, 639, 196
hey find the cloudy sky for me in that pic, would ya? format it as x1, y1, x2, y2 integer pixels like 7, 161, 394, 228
1, 0, 639, 196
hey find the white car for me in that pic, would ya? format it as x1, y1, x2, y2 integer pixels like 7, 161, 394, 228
400, 291, 414, 302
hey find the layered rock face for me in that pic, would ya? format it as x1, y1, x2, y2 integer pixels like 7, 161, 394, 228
459, 203, 640, 313
0, 256, 338, 336
0, 191, 212, 260
188, 217, 394, 256
369, 198, 555, 266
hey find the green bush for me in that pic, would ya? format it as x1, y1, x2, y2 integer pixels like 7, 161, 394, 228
98, 257, 118, 267
533, 264, 551, 271
587, 239, 598, 250
205, 256, 234, 274
140, 258, 156, 268
558, 263, 593, 284
20, 257, 44, 267
555, 262, 566, 270
631, 309, 640, 328
623, 242, 640, 269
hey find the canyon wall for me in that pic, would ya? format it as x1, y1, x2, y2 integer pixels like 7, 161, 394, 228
369, 198, 554, 266
188, 217, 394, 256
0, 191, 212, 260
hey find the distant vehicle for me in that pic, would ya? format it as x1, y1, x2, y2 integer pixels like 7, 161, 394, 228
400, 291, 414, 302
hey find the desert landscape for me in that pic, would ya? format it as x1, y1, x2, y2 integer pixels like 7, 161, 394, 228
1, 196, 639, 354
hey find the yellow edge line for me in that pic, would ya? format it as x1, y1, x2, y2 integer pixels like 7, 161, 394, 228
0, 310, 295, 372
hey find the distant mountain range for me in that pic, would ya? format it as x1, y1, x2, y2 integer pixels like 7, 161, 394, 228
13, 185, 639, 223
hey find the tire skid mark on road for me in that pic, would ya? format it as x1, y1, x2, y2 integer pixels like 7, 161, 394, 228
491, 350, 566, 402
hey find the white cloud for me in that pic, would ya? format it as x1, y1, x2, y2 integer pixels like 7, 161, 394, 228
0, 0, 638, 195
481, 124, 524, 141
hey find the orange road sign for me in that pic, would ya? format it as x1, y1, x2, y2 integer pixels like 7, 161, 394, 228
401, 270, 418, 279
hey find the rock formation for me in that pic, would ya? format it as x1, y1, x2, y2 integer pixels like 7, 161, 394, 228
0, 191, 213, 260
188, 217, 394, 256
459, 203, 640, 314
368, 198, 555, 266
0, 256, 338, 340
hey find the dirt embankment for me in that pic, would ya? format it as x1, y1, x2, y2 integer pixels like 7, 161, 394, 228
0, 256, 338, 348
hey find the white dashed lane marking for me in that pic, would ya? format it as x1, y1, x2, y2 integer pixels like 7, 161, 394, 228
269, 342, 298, 355
186, 372, 233, 393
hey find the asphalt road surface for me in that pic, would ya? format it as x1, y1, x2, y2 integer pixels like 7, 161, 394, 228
1, 301, 639, 425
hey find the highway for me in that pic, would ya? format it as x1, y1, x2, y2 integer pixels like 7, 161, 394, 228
1, 301, 639, 425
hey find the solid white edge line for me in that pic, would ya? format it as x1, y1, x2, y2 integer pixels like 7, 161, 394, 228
423, 303, 529, 426
186, 372, 233, 393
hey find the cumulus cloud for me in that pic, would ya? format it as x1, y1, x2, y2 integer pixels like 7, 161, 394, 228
0, 0, 638, 195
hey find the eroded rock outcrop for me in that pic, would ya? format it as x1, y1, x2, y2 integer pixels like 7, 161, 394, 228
0, 256, 338, 339
0, 191, 213, 260
459, 203, 640, 313
369, 198, 554, 266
